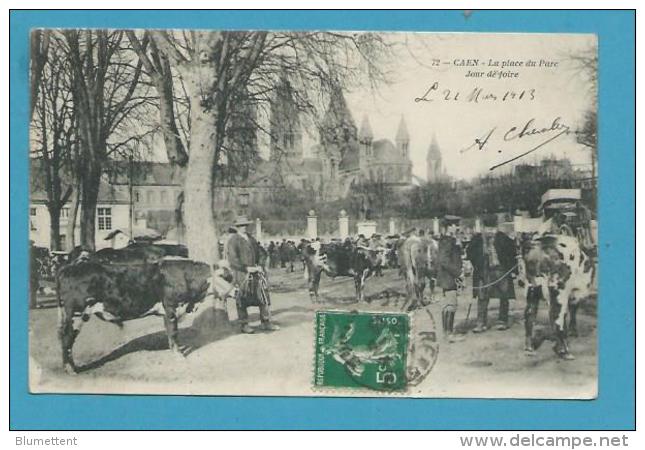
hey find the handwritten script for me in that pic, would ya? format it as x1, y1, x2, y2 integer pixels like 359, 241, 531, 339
414, 82, 536, 104
459, 117, 573, 171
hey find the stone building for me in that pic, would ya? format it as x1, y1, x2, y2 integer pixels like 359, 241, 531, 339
265, 82, 414, 201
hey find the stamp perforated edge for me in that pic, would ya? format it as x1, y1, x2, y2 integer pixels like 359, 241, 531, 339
310, 308, 414, 396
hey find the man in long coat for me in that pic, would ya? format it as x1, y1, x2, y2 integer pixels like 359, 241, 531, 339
467, 230, 518, 332
226, 216, 279, 334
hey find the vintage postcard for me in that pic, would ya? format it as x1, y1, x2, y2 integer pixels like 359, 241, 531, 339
28, 30, 597, 398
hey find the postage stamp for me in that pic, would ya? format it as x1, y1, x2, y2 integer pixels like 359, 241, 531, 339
314, 310, 410, 391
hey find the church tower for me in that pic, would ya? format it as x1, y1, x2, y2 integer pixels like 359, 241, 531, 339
269, 76, 303, 161
426, 133, 444, 182
358, 115, 373, 170
320, 89, 358, 175
395, 116, 410, 159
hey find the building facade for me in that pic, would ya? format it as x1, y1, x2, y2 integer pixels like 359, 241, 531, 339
268, 84, 414, 201
30, 160, 183, 250
29, 178, 130, 250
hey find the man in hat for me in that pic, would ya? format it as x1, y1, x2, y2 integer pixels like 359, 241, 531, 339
437, 223, 465, 342
369, 233, 386, 277
226, 216, 279, 334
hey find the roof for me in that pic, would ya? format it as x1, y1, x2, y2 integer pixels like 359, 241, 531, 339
372, 139, 404, 162
31, 179, 130, 204
30, 158, 169, 205
322, 90, 356, 132
109, 161, 184, 186
245, 157, 323, 187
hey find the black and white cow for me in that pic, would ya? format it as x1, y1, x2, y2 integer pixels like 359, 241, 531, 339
302, 240, 384, 303
522, 234, 595, 360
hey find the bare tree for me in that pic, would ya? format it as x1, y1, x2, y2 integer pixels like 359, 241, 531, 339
62, 30, 150, 250
30, 30, 51, 121
127, 30, 390, 266
569, 46, 598, 180
30, 37, 76, 251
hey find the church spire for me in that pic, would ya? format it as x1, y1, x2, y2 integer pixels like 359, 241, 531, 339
395, 115, 410, 142
359, 115, 373, 141
395, 115, 410, 159
426, 133, 444, 182
427, 133, 442, 161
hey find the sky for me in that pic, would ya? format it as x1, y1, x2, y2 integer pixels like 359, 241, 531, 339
143, 32, 597, 182
335, 32, 597, 180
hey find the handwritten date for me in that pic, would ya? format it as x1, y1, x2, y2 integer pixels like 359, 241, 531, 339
414, 82, 536, 103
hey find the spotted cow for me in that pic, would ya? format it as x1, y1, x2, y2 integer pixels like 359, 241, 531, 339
522, 234, 595, 359
303, 240, 384, 303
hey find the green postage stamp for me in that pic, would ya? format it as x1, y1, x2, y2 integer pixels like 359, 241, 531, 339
314, 310, 410, 391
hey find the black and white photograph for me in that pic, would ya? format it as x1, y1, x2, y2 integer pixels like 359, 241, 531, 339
27, 29, 598, 398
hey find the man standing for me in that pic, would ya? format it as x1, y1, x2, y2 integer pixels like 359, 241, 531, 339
226, 216, 279, 334
437, 227, 465, 343
467, 229, 517, 333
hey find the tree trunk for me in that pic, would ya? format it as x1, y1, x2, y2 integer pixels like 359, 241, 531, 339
184, 99, 219, 266
181, 62, 230, 327
79, 164, 101, 251
48, 205, 62, 251
158, 70, 188, 166
66, 185, 80, 251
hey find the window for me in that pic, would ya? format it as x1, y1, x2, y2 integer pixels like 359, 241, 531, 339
160, 190, 168, 205
30, 208, 37, 216
61, 207, 69, 218
146, 190, 155, 205
134, 190, 141, 203
97, 208, 112, 231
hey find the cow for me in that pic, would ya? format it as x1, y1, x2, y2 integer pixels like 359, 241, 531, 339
521, 234, 595, 360
57, 256, 210, 373
396, 233, 440, 311
303, 239, 383, 303
399, 235, 429, 309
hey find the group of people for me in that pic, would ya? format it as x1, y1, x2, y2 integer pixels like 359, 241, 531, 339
214, 215, 521, 344
265, 240, 299, 271
392, 224, 521, 343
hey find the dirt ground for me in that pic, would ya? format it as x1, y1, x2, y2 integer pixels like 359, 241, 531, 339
29, 265, 597, 398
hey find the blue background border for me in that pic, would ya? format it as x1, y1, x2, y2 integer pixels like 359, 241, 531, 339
9, 10, 635, 430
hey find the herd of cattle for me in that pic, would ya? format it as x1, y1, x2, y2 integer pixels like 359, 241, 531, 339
49, 230, 596, 374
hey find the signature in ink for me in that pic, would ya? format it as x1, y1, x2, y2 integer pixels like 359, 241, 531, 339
460, 117, 573, 170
